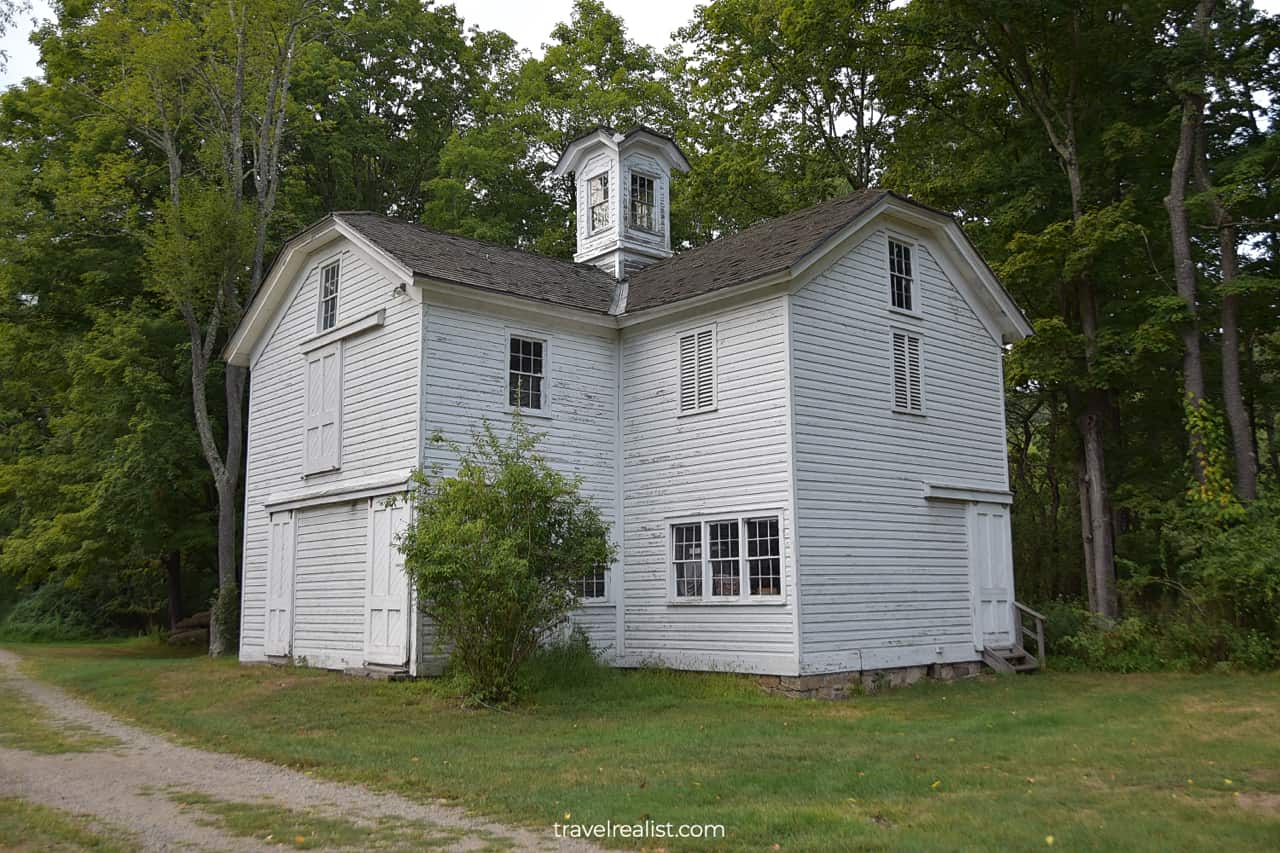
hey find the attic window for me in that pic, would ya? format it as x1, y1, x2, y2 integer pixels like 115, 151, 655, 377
678, 326, 716, 414
888, 239, 914, 312
630, 173, 657, 232
318, 260, 340, 331
892, 330, 924, 414
589, 173, 609, 232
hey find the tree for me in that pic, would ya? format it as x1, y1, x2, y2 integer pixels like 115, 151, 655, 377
400, 419, 614, 704
66, 0, 317, 653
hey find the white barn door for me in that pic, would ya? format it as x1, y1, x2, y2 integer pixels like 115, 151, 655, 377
264, 511, 296, 656
970, 502, 1015, 649
364, 499, 411, 666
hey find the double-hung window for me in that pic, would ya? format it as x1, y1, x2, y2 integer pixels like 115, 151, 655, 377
318, 260, 340, 331
671, 515, 783, 601
588, 173, 609, 232
576, 566, 607, 600
629, 173, 657, 232
678, 326, 716, 414
888, 238, 914, 313
891, 330, 924, 414
508, 335, 546, 411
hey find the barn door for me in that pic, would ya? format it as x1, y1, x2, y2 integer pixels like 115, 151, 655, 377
969, 502, 1014, 649
364, 499, 411, 666
264, 511, 296, 657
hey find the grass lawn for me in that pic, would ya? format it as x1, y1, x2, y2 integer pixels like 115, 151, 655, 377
0, 797, 134, 852
8, 640, 1280, 851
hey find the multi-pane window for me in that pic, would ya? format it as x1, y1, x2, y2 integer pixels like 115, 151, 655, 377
746, 517, 782, 596
889, 239, 914, 312
318, 261, 340, 331
708, 521, 740, 597
892, 330, 924, 413
508, 336, 545, 410
672, 523, 703, 598
589, 173, 609, 232
576, 566, 607, 600
630, 173, 657, 232
672, 516, 782, 601
678, 327, 715, 414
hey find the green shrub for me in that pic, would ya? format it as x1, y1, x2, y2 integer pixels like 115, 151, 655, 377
401, 418, 614, 705
209, 581, 239, 655
0, 579, 117, 642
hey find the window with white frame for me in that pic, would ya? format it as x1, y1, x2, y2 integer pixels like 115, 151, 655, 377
671, 515, 782, 601
576, 566, 607, 600
508, 335, 546, 410
589, 173, 609, 232
318, 260, 340, 331
678, 327, 715, 414
888, 239, 914, 312
629, 172, 657, 232
891, 330, 924, 413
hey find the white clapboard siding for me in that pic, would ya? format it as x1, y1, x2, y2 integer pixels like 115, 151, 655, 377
291, 501, 368, 665
790, 229, 1009, 673
418, 299, 619, 660
620, 295, 797, 674
240, 238, 420, 665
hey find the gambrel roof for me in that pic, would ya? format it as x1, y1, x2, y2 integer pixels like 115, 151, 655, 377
336, 212, 618, 313
625, 189, 886, 311
226, 190, 1030, 365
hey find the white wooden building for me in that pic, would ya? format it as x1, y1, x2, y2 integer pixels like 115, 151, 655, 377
224, 127, 1034, 681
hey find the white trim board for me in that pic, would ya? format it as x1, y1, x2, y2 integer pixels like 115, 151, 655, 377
299, 309, 385, 354
922, 483, 1014, 505
264, 472, 412, 512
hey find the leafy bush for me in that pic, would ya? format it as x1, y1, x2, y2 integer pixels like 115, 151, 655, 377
1043, 597, 1278, 673
209, 581, 240, 655
0, 578, 119, 641
401, 419, 614, 705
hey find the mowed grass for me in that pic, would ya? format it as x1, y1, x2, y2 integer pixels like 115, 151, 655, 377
0, 797, 134, 852
0, 677, 121, 754
10, 640, 1280, 851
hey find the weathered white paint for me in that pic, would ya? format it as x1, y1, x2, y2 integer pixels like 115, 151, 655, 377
239, 236, 420, 665
789, 226, 1013, 674
264, 511, 295, 657
364, 498, 412, 665
970, 502, 1015, 649
417, 292, 620, 664
238, 202, 1022, 682
618, 295, 799, 675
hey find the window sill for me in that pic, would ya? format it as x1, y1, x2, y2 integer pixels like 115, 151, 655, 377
668, 597, 788, 607
577, 598, 614, 608
892, 407, 927, 418
889, 306, 924, 322
676, 406, 718, 419
510, 407, 552, 421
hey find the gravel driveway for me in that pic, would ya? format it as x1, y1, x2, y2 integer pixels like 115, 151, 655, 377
0, 648, 596, 852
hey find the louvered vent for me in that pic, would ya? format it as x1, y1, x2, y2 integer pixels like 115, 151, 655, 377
892, 331, 923, 413
679, 327, 716, 414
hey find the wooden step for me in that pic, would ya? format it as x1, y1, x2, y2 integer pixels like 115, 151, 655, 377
982, 645, 1040, 675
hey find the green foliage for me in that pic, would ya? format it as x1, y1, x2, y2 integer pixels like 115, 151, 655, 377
401, 418, 614, 704
0, 570, 166, 642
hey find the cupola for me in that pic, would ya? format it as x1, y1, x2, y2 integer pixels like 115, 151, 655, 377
552, 126, 690, 279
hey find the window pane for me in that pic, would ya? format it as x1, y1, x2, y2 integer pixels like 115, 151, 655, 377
509, 336, 546, 410
889, 240, 913, 311
672, 523, 703, 597
577, 567, 606, 599
708, 520, 740, 597
747, 517, 781, 596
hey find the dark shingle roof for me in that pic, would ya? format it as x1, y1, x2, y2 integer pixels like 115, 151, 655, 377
624, 189, 888, 311
336, 212, 618, 314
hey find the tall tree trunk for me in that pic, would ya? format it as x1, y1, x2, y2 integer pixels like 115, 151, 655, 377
208, 364, 247, 655
165, 551, 183, 633
1193, 136, 1258, 502
1078, 470, 1097, 613
1165, 75, 1209, 482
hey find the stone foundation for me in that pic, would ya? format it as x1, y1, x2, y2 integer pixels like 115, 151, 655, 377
757, 660, 983, 700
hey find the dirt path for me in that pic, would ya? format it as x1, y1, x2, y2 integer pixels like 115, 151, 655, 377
0, 649, 595, 852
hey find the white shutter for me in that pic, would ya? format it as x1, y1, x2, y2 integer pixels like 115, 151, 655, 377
679, 326, 716, 414
303, 342, 342, 473
892, 331, 923, 413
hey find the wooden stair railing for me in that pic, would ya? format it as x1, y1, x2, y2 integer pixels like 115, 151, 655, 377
1013, 601, 1047, 669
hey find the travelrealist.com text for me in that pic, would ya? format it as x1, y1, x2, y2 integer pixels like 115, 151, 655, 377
552, 819, 727, 840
